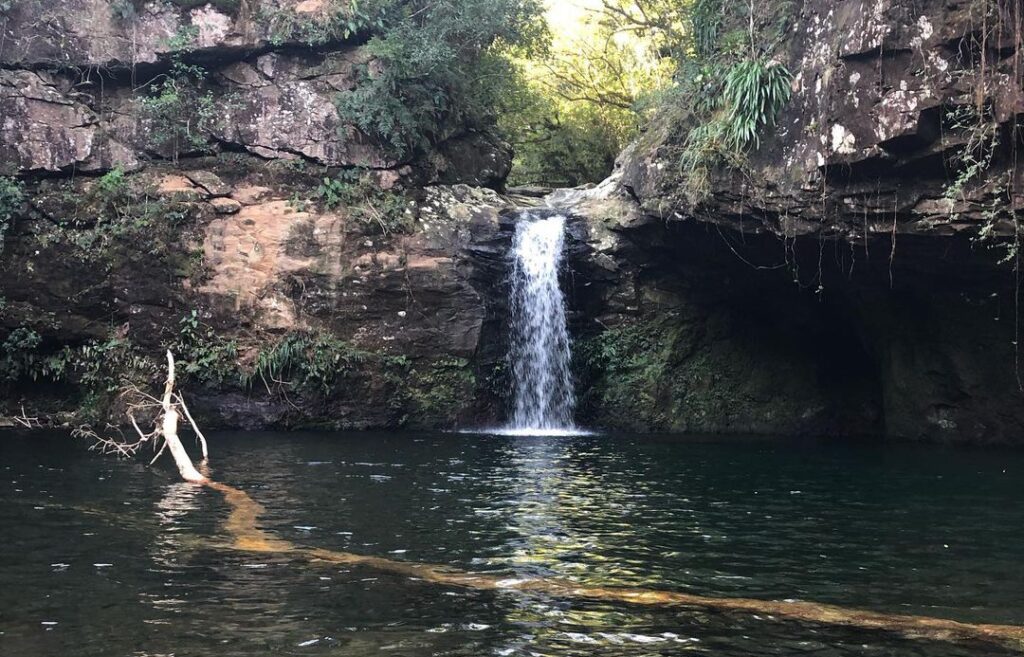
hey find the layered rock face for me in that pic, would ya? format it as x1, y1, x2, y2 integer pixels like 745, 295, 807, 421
3, 0, 1023, 442
1, 165, 517, 429
563, 0, 1024, 443
624, 0, 1023, 239
0, 0, 515, 429
0, 0, 506, 179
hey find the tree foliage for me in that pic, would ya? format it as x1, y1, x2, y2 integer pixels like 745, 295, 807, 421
501, 1, 672, 186
498, 0, 795, 188
335, 0, 546, 158
499, 65, 633, 187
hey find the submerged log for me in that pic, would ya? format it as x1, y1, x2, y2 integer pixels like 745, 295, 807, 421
203, 481, 1024, 652
81, 356, 1024, 651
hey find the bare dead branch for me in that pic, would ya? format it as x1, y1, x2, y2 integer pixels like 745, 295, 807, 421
75, 351, 208, 483
174, 392, 208, 461
13, 406, 42, 429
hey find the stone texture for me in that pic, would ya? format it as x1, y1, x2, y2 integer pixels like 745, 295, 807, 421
0, 70, 138, 174
0, 1, 510, 176
619, 0, 1024, 241
210, 196, 242, 213
552, 0, 1024, 443
562, 196, 1024, 443
0, 159, 518, 429
3, 0, 1022, 443
0, 0, 514, 430
0, 0, 335, 70
208, 50, 393, 166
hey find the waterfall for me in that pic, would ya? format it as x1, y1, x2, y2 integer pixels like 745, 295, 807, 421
506, 212, 578, 434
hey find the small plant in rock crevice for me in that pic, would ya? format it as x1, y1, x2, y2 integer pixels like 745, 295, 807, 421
33, 174, 193, 258
110, 0, 137, 21
0, 327, 161, 421
260, 0, 385, 47
315, 169, 412, 235
0, 176, 25, 258
670, 0, 795, 206
0, 327, 44, 383
677, 58, 792, 205
721, 59, 792, 150
138, 27, 217, 162
406, 358, 474, 420
171, 310, 239, 386
938, 101, 1018, 261
244, 331, 370, 395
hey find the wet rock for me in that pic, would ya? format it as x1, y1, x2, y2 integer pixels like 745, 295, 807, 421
618, 0, 1024, 240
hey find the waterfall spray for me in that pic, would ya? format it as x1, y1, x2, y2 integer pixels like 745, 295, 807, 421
506, 212, 577, 433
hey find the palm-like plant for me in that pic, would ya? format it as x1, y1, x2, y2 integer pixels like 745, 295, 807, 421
722, 58, 792, 149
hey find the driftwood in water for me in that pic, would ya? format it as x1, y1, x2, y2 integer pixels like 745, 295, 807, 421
80, 357, 1024, 652
205, 481, 1024, 651
77, 351, 207, 483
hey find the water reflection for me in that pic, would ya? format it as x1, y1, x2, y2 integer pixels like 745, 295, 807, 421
142, 481, 206, 623
486, 437, 683, 652
1, 431, 1023, 657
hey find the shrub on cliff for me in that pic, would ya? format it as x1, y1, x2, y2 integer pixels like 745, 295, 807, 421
316, 169, 413, 235
335, 0, 546, 158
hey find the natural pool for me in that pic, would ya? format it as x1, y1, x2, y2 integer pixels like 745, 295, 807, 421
1, 431, 1022, 656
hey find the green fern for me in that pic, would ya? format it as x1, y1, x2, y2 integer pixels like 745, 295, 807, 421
0, 176, 24, 258
245, 332, 368, 395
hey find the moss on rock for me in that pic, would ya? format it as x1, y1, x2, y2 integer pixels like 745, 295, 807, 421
405, 357, 476, 427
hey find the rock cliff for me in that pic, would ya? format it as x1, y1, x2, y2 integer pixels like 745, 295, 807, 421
560, 0, 1024, 443
2, 0, 1023, 443
0, 0, 515, 429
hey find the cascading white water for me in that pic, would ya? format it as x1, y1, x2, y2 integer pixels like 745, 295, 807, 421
506, 212, 578, 434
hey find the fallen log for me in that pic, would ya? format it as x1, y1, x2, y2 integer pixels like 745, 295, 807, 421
82, 352, 1024, 652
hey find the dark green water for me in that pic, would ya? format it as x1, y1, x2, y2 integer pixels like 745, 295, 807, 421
1, 431, 1022, 656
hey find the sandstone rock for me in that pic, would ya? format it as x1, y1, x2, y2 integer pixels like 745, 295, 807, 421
0, 70, 137, 173
0, 2, 511, 181
0, 0, 342, 70
157, 174, 207, 200
186, 170, 231, 197
210, 197, 242, 214
231, 185, 274, 204
0, 165, 517, 430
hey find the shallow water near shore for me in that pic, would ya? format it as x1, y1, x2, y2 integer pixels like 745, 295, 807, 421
1, 430, 1023, 656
